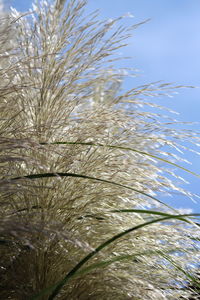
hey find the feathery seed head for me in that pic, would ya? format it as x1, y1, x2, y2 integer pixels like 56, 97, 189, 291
0, 1, 199, 299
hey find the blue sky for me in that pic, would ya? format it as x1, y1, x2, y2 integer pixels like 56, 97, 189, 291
10, 0, 200, 211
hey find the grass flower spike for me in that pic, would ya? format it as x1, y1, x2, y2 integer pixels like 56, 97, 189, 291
0, 1, 200, 299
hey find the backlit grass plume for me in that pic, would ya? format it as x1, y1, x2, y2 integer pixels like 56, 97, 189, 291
0, 0, 200, 299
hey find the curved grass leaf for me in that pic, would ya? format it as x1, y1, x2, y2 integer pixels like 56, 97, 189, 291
40, 141, 200, 179
80, 209, 200, 225
72, 247, 198, 278
110, 209, 200, 222
31, 213, 200, 300
161, 253, 200, 289
11, 172, 172, 209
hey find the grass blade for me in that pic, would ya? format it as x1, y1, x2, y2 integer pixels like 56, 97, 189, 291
31, 213, 200, 300
72, 247, 197, 278
11, 172, 172, 209
161, 253, 200, 289
40, 141, 200, 179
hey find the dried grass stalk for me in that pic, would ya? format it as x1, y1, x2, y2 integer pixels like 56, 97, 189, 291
0, 1, 200, 299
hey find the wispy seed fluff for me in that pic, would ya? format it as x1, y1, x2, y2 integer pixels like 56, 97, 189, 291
0, 1, 200, 299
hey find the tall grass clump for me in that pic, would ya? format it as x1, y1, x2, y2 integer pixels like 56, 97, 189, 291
0, 0, 200, 299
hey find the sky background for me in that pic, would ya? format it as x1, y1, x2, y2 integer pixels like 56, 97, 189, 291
10, 0, 200, 211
